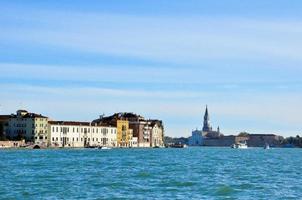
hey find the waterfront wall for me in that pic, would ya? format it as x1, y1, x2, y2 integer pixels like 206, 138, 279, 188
202, 135, 282, 147
0, 140, 25, 148
247, 134, 283, 147
203, 136, 235, 147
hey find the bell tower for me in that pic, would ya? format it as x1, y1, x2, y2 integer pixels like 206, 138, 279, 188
202, 105, 212, 132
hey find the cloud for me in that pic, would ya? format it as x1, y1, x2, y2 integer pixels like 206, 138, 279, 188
1, 8, 302, 64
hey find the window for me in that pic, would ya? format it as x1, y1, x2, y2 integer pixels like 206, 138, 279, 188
52, 137, 54, 141
56, 127, 58, 132
56, 137, 58, 141
92, 138, 94, 142
72, 138, 74, 141
76, 138, 78, 142
92, 128, 94, 133
52, 127, 54, 132
73, 127, 75, 132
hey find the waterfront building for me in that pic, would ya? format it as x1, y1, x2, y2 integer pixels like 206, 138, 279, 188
129, 118, 152, 147
150, 120, 164, 147
130, 137, 138, 147
189, 106, 222, 146
5, 110, 48, 145
48, 121, 117, 147
92, 112, 164, 147
116, 120, 133, 147
188, 129, 203, 146
0, 115, 10, 140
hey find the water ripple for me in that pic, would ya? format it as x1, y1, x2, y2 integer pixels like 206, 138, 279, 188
0, 148, 301, 199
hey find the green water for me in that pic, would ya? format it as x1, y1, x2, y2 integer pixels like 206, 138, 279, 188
0, 147, 301, 199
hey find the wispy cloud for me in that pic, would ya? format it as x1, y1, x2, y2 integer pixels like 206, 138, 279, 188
1, 8, 302, 64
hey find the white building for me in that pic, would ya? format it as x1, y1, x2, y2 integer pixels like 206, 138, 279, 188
188, 129, 203, 146
48, 121, 117, 148
130, 137, 138, 147
151, 121, 164, 147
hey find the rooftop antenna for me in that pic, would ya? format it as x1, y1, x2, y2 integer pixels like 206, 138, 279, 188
99, 113, 105, 119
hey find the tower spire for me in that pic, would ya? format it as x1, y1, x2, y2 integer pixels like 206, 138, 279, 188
202, 105, 211, 132
205, 105, 209, 119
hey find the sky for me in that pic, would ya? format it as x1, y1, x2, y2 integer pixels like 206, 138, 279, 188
0, 0, 301, 137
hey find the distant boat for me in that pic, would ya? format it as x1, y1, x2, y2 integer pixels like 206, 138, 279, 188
85, 145, 99, 149
231, 141, 248, 149
98, 146, 111, 150
264, 143, 270, 149
169, 143, 187, 148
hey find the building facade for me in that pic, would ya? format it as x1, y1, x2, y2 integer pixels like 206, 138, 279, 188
0, 115, 10, 140
6, 110, 48, 145
188, 129, 203, 146
48, 121, 117, 147
150, 120, 164, 147
116, 120, 133, 147
92, 112, 164, 148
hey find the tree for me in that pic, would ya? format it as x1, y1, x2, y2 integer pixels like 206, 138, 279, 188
238, 132, 249, 137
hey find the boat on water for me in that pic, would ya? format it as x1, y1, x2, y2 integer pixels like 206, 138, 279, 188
231, 141, 248, 149
264, 143, 270, 149
169, 143, 187, 148
85, 146, 98, 149
98, 146, 111, 150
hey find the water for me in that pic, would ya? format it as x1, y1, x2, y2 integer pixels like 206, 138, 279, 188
0, 147, 301, 200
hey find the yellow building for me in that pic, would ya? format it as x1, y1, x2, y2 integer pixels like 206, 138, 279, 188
116, 120, 133, 147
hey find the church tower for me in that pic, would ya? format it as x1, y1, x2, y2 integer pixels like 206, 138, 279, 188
202, 106, 212, 132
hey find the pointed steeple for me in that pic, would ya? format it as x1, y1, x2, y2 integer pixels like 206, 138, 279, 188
204, 105, 209, 121
202, 105, 212, 132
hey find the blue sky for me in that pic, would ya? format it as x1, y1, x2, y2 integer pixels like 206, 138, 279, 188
0, 0, 301, 137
